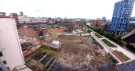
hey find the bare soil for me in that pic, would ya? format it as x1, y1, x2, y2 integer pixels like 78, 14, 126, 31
51, 35, 112, 71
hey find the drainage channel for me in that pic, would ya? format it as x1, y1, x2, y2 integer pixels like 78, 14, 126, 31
32, 52, 46, 60
40, 55, 56, 71
26, 51, 56, 71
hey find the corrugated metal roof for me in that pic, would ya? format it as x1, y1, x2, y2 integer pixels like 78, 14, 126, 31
117, 60, 135, 71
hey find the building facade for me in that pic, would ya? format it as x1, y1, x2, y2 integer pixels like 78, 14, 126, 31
110, 0, 134, 35
0, 18, 32, 71
129, 17, 135, 31
90, 19, 107, 30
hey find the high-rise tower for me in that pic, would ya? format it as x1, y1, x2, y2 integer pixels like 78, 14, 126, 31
110, 0, 135, 35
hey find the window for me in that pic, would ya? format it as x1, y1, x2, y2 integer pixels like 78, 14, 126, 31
3, 61, 7, 64
0, 52, 3, 57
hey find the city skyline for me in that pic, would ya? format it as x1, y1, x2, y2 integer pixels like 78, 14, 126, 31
1, 0, 135, 19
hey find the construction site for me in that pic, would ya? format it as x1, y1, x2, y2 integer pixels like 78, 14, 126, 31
50, 35, 114, 71
18, 24, 119, 71
18, 24, 135, 71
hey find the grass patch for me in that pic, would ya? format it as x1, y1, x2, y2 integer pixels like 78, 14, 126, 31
39, 45, 59, 58
102, 39, 116, 47
87, 29, 92, 33
31, 45, 59, 60
95, 33, 102, 38
113, 51, 129, 62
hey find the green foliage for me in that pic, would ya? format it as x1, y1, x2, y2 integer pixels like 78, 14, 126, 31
39, 45, 58, 57
113, 51, 129, 61
95, 33, 102, 38
87, 25, 123, 45
102, 39, 116, 47
87, 29, 92, 33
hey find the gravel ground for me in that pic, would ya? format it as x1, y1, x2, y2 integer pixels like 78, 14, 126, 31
51, 35, 112, 71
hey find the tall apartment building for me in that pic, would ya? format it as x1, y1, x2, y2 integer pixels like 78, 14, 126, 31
110, 0, 134, 35
0, 18, 32, 71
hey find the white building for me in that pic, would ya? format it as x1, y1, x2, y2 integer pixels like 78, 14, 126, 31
0, 18, 32, 71
18, 16, 48, 24
18, 16, 32, 23
86, 22, 91, 26
51, 40, 61, 49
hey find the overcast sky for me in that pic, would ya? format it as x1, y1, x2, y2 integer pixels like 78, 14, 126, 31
0, 0, 135, 19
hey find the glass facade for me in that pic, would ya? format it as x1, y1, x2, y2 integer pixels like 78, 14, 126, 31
110, 0, 134, 35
